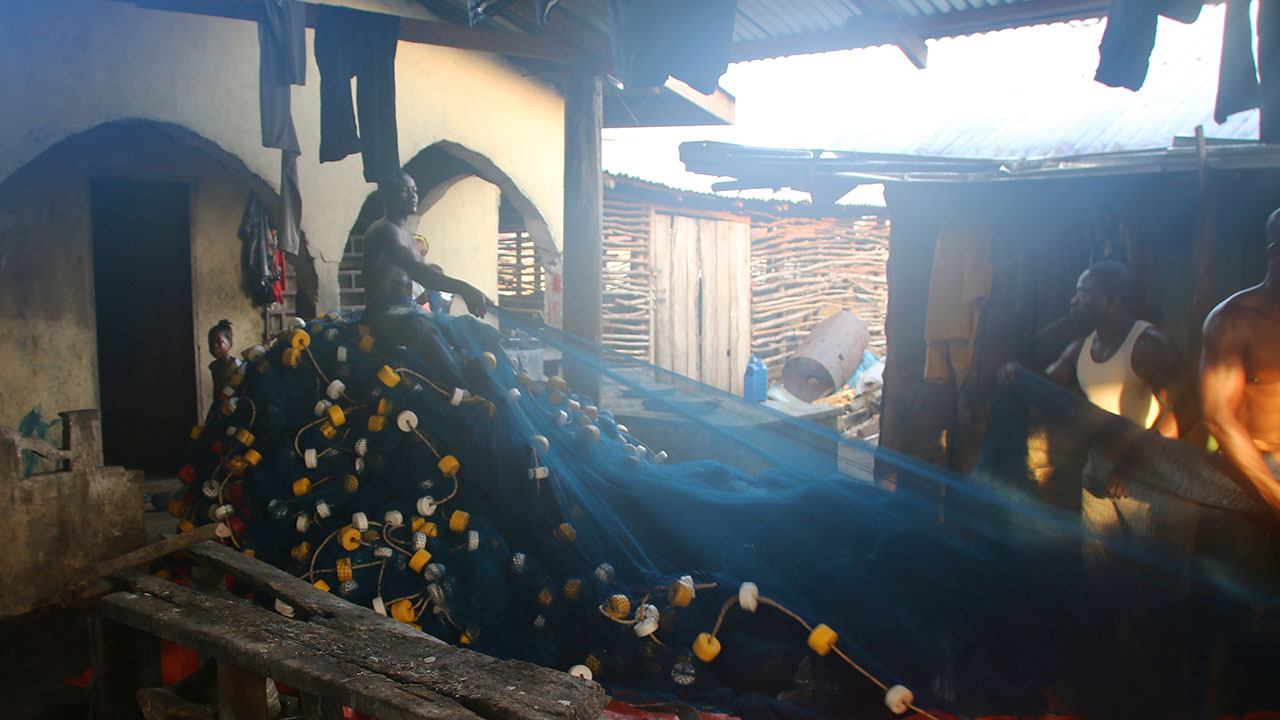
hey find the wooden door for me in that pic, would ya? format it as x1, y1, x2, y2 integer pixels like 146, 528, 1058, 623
91, 178, 196, 473
651, 212, 750, 393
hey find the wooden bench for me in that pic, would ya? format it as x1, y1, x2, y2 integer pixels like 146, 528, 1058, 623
92, 540, 608, 720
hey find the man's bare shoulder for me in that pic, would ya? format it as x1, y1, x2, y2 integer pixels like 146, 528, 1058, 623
1216, 285, 1267, 315
363, 218, 403, 247
1134, 324, 1179, 356
1207, 285, 1268, 330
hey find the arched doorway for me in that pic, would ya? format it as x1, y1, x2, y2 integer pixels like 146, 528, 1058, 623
339, 141, 559, 330
0, 120, 287, 473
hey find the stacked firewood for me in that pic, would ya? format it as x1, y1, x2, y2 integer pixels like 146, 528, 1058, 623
749, 213, 889, 374
601, 198, 653, 359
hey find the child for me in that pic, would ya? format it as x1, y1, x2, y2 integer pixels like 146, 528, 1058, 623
207, 319, 241, 404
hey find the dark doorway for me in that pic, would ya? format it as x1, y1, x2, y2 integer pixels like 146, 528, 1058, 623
91, 178, 196, 473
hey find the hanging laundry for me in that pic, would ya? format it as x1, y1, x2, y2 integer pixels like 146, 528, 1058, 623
923, 224, 992, 385
315, 6, 402, 185
239, 193, 280, 307
1214, 0, 1260, 123
1261, 0, 1280, 142
257, 0, 306, 255
1210, 0, 1280, 141
609, 0, 737, 95
1094, 0, 1201, 91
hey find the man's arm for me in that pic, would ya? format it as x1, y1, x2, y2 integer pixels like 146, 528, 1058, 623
1132, 329, 1200, 439
1201, 307, 1280, 517
366, 224, 488, 317
1045, 338, 1083, 388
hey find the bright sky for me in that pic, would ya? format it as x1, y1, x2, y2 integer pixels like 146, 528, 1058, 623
603, 3, 1257, 206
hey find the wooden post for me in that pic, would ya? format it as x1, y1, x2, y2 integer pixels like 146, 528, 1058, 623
301, 692, 345, 719
563, 70, 603, 399
1190, 127, 1219, 362
217, 662, 269, 720
89, 615, 162, 720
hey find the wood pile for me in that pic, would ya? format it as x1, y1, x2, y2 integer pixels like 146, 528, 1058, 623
749, 212, 889, 374
601, 198, 653, 359
497, 232, 546, 319
597, 199, 889, 376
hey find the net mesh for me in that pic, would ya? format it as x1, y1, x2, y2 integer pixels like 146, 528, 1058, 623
173, 309, 1280, 719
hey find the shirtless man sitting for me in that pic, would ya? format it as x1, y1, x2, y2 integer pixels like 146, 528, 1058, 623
361, 171, 489, 388
1201, 209, 1280, 521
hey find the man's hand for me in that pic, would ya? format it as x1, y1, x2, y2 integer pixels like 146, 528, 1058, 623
1106, 479, 1130, 499
997, 362, 1024, 389
458, 284, 488, 318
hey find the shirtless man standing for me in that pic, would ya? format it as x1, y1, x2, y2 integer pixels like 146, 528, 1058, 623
362, 171, 489, 387
1201, 210, 1280, 521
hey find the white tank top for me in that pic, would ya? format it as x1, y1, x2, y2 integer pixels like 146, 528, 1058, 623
1076, 320, 1160, 429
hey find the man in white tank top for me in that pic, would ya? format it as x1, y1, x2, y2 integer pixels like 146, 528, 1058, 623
1045, 260, 1198, 439
1043, 261, 1199, 544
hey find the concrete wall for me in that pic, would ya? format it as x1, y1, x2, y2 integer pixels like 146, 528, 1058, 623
412, 177, 502, 304
0, 0, 565, 309
0, 0, 565, 435
0, 123, 267, 431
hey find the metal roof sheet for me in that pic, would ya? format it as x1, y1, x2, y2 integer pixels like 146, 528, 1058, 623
412, 0, 1114, 65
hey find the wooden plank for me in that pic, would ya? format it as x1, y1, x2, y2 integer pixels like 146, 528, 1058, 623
101, 571, 606, 720
698, 218, 724, 391
651, 213, 673, 372
730, 221, 752, 396
180, 541, 429, 639
217, 662, 268, 720
57, 524, 228, 605
89, 614, 162, 720
302, 692, 346, 720
118, 0, 592, 64
670, 216, 698, 380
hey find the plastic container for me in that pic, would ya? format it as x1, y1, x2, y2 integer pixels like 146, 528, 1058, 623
743, 355, 768, 403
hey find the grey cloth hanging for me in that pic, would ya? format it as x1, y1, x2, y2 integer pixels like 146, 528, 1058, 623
315, 6, 402, 185
257, 0, 306, 254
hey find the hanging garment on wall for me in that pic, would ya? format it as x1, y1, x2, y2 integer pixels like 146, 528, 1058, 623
923, 225, 993, 385
315, 6, 402, 185
609, 0, 738, 94
239, 193, 279, 307
1094, 0, 1201, 91
258, 0, 306, 255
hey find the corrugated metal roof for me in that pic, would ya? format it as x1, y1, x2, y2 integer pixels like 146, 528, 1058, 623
412, 0, 1113, 65
819, 11, 1257, 159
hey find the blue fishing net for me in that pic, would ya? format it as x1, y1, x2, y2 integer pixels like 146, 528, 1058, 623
174, 309, 1280, 719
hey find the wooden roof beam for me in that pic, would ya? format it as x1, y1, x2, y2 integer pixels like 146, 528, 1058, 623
729, 0, 1110, 62
120, 0, 588, 64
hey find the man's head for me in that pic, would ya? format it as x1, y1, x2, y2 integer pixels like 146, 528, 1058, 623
379, 171, 418, 218
208, 319, 233, 360
1070, 260, 1136, 328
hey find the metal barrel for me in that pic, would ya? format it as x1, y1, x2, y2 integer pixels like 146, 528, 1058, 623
781, 311, 870, 402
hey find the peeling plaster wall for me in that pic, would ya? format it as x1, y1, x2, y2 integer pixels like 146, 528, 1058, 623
0, 124, 265, 431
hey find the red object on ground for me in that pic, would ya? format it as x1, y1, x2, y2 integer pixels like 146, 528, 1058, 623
161, 640, 202, 686
602, 700, 737, 720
